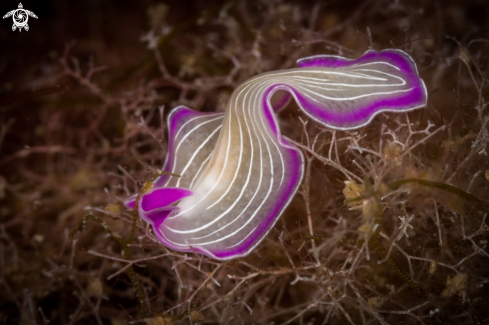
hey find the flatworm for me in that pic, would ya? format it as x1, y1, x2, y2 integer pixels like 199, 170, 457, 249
124, 49, 427, 260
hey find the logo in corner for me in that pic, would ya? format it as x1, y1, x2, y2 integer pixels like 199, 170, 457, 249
3, 3, 38, 32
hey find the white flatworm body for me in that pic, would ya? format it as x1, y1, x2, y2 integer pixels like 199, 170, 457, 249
124, 49, 427, 260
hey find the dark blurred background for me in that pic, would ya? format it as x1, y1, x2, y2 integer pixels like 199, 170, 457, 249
2, 0, 489, 95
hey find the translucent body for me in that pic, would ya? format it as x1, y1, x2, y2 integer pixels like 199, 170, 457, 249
124, 49, 427, 260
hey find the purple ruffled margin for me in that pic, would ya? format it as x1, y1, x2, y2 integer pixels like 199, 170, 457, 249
294, 49, 427, 130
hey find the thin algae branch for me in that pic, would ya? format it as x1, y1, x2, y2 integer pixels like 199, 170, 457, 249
70, 162, 180, 317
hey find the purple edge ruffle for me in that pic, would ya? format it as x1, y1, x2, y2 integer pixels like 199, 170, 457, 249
295, 49, 427, 129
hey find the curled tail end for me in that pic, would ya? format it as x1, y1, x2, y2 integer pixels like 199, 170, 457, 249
293, 49, 427, 129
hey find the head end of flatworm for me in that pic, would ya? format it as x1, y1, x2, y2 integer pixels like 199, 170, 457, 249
123, 194, 137, 209
124, 187, 193, 228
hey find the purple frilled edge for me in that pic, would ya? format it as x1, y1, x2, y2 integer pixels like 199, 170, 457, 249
124, 49, 428, 260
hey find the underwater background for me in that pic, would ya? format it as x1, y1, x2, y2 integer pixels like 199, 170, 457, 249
1, 0, 488, 324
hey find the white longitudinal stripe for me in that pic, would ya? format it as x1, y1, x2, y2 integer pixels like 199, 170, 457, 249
164, 80, 270, 245
187, 79, 279, 241
202, 78, 261, 211
264, 122, 285, 189
290, 70, 405, 88
187, 81, 263, 241
342, 60, 401, 71
231, 86, 295, 246
174, 114, 209, 140
291, 69, 405, 92
213, 79, 283, 246
291, 74, 385, 83
297, 57, 402, 72
164, 115, 224, 187
230, 66, 406, 99
346, 68, 406, 83
285, 69, 391, 80
175, 124, 222, 187
295, 85, 414, 103
189, 152, 212, 189
166, 111, 233, 219
350, 72, 391, 80
205, 112, 243, 210
290, 74, 396, 89
174, 116, 224, 156
236, 69, 378, 90
286, 82, 347, 91
187, 80, 276, 245
167, 80, 268, 234
184, 96, 276, 247
203, 75, 283, 210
